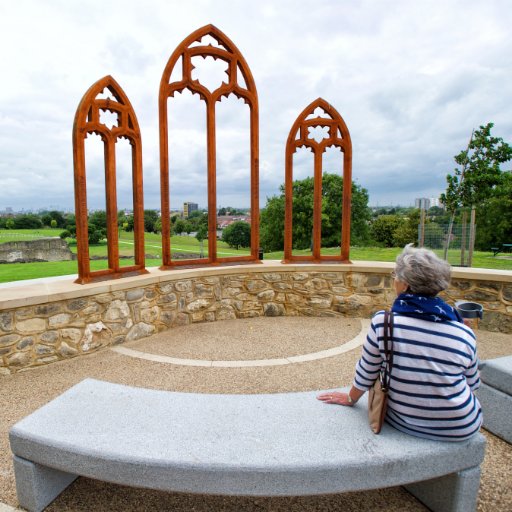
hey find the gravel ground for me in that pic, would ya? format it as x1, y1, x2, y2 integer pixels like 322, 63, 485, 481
1, 317, 511, 511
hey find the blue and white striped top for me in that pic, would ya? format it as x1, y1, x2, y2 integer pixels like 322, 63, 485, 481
354, 311, 482, 441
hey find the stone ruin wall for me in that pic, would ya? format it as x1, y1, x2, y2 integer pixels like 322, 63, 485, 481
0, 238, 74, 263
1, 269, 511, 374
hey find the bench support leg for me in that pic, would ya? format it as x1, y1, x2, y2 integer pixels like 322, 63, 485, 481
404, 466, 481, 512
13, 455, 78, 512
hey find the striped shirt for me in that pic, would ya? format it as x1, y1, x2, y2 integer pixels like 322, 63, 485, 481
354, 310, 482, 441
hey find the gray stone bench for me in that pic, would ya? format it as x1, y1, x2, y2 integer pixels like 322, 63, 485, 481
10, 379, 486, 512
477, 355, 512, 443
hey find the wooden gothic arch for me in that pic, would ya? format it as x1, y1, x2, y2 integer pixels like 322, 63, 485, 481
283, 98, 352, 263
72, 75, 147, 283
158, 24, 260, 268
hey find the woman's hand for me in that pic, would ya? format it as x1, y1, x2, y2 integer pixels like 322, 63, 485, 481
316, 391, 354, 406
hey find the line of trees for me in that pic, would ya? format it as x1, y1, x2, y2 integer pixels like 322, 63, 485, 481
0, 211, 72, 230
2, 122, 510, 259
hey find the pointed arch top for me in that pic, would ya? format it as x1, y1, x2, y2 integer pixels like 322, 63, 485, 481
73, 75, 141, 144
286, 98, 352, 154
159, 24, 257, 104
284, 98, 352, 264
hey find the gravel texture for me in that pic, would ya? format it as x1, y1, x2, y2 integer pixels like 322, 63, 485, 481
1, 316, 510, 511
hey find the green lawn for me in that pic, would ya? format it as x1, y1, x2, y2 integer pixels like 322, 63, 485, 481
266, 246, 512, 270
0, 229, 64, 243
0, 230, 250, 283
0, 229, 510, 284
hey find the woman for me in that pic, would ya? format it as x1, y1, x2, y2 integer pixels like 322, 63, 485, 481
318, 244, 482, 441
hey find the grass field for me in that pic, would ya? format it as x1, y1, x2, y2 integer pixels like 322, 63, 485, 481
0, 229, 510, 284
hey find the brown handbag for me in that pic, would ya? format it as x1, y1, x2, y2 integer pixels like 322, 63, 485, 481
368, 310, 394, 434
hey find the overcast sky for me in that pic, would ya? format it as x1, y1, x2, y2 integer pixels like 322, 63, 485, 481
1, 0, 511, 212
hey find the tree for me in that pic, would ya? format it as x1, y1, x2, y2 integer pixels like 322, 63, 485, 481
370, 215, 404, 247
88, 210, 107, 230
259, 174, 371, 252
122, 216, 134, 232
50, 219, 58, 228
173, 219, 186, 236
196, 224, 208, 257
260, 195, 285, 252
392, 209, 422, 247
184, 221, 193, 234
144, 210, 160, 233
475, 171, 512, 250
222, 221, 251, 250
87, 225, 105, 244
441, 123, 512, 265
65, 214, 76, 238
41, 210, 66, 228
41, 213, 52, 227
13, 214, 43, 229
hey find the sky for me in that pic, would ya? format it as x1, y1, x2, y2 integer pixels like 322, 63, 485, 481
1, 0, 511, 212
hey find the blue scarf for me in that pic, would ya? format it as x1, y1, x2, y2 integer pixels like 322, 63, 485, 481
391, 293, 462, 323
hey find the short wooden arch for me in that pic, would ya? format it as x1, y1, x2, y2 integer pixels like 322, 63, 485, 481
72, 75, 147, 283
283, 98, 352, 263
159, 24, 260, 268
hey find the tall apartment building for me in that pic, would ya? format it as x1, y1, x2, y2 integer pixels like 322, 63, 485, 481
183, 202, 198, 218
415, 198, 430, 210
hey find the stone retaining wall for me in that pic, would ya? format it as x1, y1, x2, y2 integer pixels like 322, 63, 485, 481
0, 263, 511, 373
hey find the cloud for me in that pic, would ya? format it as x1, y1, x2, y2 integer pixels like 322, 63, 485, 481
0, 0, 511, 213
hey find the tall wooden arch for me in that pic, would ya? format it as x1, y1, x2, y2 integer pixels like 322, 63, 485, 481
283, 98, 352, 263
159, 24, 260, 268
72, 75, 147, 283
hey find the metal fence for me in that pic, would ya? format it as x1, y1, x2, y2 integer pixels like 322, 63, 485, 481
420, 223, 472, 266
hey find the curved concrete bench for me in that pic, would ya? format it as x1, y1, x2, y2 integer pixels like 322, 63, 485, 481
10, 379, 485, 512
477, 355, 512, 443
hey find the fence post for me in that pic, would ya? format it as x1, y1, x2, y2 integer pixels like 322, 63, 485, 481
468, 206, 476, 267
460, 210, 468, 266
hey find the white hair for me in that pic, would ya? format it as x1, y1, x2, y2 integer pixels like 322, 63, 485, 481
395, 244, 451, 296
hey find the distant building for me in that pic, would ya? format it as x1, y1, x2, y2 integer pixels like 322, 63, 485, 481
217, 215, 251, 229
183, 202, 198, 218
429, 197, 441, 208
415, 198, 430, 210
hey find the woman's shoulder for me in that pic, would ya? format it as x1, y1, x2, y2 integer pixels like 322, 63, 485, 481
370, 310, 390, 329
371, 310, 387, 322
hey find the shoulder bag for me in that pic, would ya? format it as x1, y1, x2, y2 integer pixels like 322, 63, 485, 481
368, 310, 394, 434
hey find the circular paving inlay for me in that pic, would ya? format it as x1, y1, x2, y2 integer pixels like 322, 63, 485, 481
111, 318, 370, 367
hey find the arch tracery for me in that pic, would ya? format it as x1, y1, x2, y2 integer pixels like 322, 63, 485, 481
72, 75, 147, 283
159, 25, 260, 267
283, 98, 352, 263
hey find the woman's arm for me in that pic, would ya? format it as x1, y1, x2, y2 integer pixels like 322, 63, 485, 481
316, 313, 384, 406
353, 314, 384, 391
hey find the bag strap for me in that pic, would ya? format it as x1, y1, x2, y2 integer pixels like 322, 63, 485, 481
381, 310, 394, 392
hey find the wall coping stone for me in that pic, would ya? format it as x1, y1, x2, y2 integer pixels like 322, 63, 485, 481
1, 261, 511, 311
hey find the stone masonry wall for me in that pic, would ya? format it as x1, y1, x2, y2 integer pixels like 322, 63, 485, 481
0, 238, 74, 263
1, 269, 511, 373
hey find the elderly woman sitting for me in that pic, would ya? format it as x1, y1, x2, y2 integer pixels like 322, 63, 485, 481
318, 244, 482, 441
